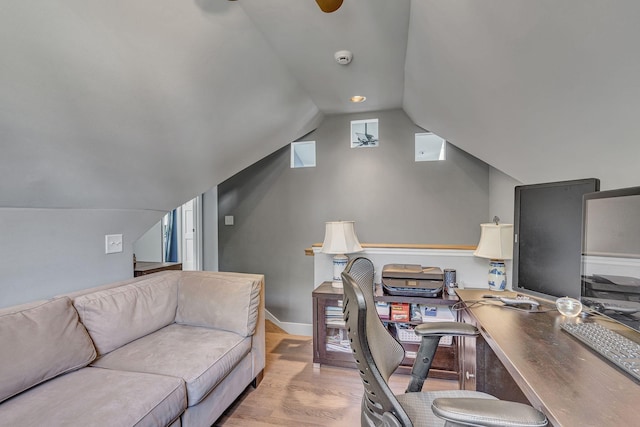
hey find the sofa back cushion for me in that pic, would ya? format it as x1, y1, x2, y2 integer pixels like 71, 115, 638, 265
176, 272, 262, 337
73, 274, 178, 355
0, 297, 96, 404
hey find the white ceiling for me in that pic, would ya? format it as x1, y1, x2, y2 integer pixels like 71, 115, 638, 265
403, 1, 640, 190
2, 0, 640, 214
240, 0, 410, 114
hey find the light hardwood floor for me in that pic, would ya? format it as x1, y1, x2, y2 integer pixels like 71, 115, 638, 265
215, 323, 457, 426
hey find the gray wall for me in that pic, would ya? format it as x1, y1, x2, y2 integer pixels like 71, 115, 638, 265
133, 221, 163, 262
217, 109, 490, 324
202, 187, 219, 272
0, 208, 162, 308
490, 168, 523, 224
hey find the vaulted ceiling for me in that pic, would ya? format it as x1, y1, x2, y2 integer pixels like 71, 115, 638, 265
2, 0, 640, 216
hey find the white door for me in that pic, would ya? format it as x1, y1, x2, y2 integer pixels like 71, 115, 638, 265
181, 198, 197, 270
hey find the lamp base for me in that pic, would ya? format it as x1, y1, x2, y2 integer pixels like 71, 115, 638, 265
331, 254, 349, 288
488, 260, 507, 291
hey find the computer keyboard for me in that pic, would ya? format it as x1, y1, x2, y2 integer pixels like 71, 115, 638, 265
560, 322, 640, 381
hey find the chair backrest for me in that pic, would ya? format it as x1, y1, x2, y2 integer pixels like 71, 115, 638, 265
345, 257, 375, 304
342, 257, 411, 426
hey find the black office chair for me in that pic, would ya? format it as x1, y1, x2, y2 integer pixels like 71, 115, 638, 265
341, 257, 548, 427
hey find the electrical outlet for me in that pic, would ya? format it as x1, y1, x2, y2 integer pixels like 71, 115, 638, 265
105, 234, 123, 254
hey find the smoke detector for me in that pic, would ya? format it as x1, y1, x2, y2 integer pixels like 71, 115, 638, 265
334, 50, 353, 65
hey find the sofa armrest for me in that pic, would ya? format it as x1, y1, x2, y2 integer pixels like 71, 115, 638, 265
176, 272, 263, 337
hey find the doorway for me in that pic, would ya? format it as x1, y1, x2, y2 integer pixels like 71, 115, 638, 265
181, 197, 198, 270
133, 196, 202, 271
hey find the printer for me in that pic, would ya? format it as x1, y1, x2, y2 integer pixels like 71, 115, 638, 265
381, 264, 444, 297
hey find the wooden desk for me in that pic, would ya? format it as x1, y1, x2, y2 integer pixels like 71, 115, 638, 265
133, 261, 182, 277
457, 289, 640, 427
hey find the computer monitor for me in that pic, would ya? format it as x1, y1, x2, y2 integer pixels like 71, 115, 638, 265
581, 186, 640, 333
513, 178, 600, 300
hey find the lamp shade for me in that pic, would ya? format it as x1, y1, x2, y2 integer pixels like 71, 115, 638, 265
474, 223, 514, 260
321, 221, 363, 254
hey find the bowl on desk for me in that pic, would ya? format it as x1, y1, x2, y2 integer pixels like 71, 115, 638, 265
556, 297, 583, 317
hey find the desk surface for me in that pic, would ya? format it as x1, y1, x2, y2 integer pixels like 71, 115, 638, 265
133, 261, 182, 276
458, 289, 640, 427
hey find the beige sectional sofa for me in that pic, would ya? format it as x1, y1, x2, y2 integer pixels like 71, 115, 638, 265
0, 270, 265, 427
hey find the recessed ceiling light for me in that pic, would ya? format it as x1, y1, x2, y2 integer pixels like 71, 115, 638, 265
350, 95, 366, 103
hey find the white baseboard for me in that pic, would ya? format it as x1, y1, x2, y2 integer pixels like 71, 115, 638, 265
265, 309, 312, 336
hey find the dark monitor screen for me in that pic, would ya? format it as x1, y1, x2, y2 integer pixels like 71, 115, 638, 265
581, 186, 640, 333
513, 178, 600, 300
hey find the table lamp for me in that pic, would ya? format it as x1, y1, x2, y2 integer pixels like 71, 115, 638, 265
473, 217, 513, 291
321, 221, 364, 288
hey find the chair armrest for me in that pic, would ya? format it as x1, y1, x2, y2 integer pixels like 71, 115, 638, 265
431, 398, 548, 427
406, 322, 479, 393
414, 321, 478, 337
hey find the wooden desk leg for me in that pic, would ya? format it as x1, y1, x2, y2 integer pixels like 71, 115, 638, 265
475, 336, 529, 404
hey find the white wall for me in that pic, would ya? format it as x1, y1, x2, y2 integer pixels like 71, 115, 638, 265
280, 246, 513, 336
314, 247, 508, 292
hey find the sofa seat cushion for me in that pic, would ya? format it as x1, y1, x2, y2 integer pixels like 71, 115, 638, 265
0, 367, 186, 427
92, 323, 251, 406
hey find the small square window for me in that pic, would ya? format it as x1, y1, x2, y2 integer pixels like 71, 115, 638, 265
351, 119, 379, 148
415, 133, 446, 161
291, 141, 316, 168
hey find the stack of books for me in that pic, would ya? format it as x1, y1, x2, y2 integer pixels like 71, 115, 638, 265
325, 303, 350, 352
376, 302, 390, 320
325, 305, 345, 328
390, 302, 410, 321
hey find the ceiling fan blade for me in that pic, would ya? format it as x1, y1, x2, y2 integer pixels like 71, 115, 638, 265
316, 0, 343, 13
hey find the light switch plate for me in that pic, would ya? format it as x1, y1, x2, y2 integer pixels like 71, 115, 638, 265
224, 216, 234, 226
105, 234, 123, 254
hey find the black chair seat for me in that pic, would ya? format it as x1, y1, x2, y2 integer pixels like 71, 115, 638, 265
397, 391, 496, 426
